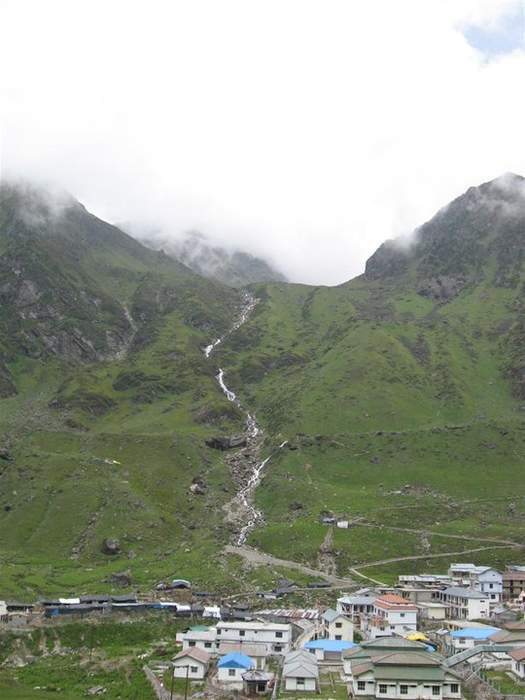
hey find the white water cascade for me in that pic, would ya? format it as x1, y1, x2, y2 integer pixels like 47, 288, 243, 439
203, 293, 287, 545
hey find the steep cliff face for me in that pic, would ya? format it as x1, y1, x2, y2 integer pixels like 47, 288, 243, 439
0, 182, 238, 391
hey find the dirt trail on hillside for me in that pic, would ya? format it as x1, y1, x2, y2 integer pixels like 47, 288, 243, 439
357, 522, 525, 547
225, 544, 355, 587
351, 543, 524, 570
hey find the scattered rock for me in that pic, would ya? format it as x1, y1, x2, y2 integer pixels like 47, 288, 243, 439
0, 448, 13, 461
101, 538, 121, 555
111, 570, 132, 586
190, 477, 207, 495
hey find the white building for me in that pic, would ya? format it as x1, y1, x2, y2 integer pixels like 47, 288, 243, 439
510, 648, 525, 680
337, 594, 376, 620
283, 650, 319, 692
173, 648, 210, 680
217, 652, 254, 689
322, 608, 354, 641
366, 594, 418, 639
470, 568, 503, 603
344, 638, 462, 699
447, 564, 503, 601
436, 587, 490, 620
216, 620, 291, 654
218, 641, 267, 670
179, 625, 218, 653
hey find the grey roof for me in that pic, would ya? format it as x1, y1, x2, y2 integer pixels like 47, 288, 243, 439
338, 595, 376, 606
322, 608, 341, 623
442, 586, 488, 599
283, 649, 319, 679
219, 641, 267, 657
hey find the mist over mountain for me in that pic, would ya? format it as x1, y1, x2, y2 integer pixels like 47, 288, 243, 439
131, 228, 287, 287
1, 173, 525, 599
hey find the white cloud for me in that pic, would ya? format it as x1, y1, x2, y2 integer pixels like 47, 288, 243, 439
0, 0, 524, 284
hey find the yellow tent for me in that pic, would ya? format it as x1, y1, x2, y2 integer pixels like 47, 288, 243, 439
405, 631, 430, 642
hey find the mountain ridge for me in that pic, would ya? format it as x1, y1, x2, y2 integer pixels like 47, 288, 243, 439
1, 174, 524, 596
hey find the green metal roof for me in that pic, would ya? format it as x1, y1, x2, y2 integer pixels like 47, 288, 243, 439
374, 666, 446, 682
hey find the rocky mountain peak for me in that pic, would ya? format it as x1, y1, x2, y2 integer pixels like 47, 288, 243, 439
364, 173, 525, 290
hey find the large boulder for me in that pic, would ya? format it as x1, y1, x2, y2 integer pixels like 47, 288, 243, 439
111, 570, 132, 587
0, 448, 13, 461
205, 435, 247, 450
101, 538, 121, 555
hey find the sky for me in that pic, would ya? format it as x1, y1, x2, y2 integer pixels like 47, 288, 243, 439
0, 0, 524, 285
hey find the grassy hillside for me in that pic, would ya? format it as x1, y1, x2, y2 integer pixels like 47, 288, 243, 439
215, 175, 525, 580
1, 174, 525, 595
0, 182, 255, 596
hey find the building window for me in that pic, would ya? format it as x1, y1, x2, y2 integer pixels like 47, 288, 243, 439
335, 622, 342, 628
205, 642, 211, 648
400, 613, 405, 618
239, 630, 245, 637
400, 686, 408, 695
335, 635, 342, 641
275, 631, 283, 638
450, 684, 459, 694
228, 669, 236, 677
190, 666, 198, 673
379, 684, 387, 694
357, 681, 366, 691
189, 641, 196, 647
432, 686, 440, 696
297, 678, 305, 686
274, 645, 283, 652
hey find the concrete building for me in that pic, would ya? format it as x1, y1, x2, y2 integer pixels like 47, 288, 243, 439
344, 638, 462, 699
179, 625, 218, 653
489, 621, 525, 648
283, 649, 319, 692
366, 594, 418, 639
416, 602, 447, 622
503, 569, 525, 600
217, 652, 254, 689
322, 608, 354, 641
216, 620, 291, 654
436, 587, 490, 620
304, 639, 356, 662
173, 648, 210, 680
510, 648, 525, 680
337, 594, 376, 620
447, 627, 500, 652
218, 641, 267, 670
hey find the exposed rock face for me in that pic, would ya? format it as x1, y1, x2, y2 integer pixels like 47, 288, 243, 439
205, 435, 247, 450
365, 173, 525, 290
101, 538, 121, 555
417, 275, 466, 301
0, 447, 13, 461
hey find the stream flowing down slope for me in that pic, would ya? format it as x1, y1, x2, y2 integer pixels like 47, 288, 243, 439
203, 292, 287, 545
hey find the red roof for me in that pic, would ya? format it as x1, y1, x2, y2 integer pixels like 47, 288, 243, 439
374, 594, 417, 611
510, 648, 525, 662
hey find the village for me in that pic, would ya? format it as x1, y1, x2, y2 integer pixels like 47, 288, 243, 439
2, 563, 525, 699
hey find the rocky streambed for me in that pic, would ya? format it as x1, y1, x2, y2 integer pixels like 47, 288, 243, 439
203, 292, 286, 545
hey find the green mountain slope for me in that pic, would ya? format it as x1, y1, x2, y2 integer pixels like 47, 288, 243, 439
0, 182, 252, 596
1, 174, 525, 596
215, 174, 525, 580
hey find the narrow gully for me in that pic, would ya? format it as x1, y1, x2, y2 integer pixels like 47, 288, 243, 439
203, 292, 286, 545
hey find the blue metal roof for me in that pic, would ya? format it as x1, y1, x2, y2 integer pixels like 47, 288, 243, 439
304, 639, 356, 652
450, 627, 500, 640
218, 652, 254, 669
